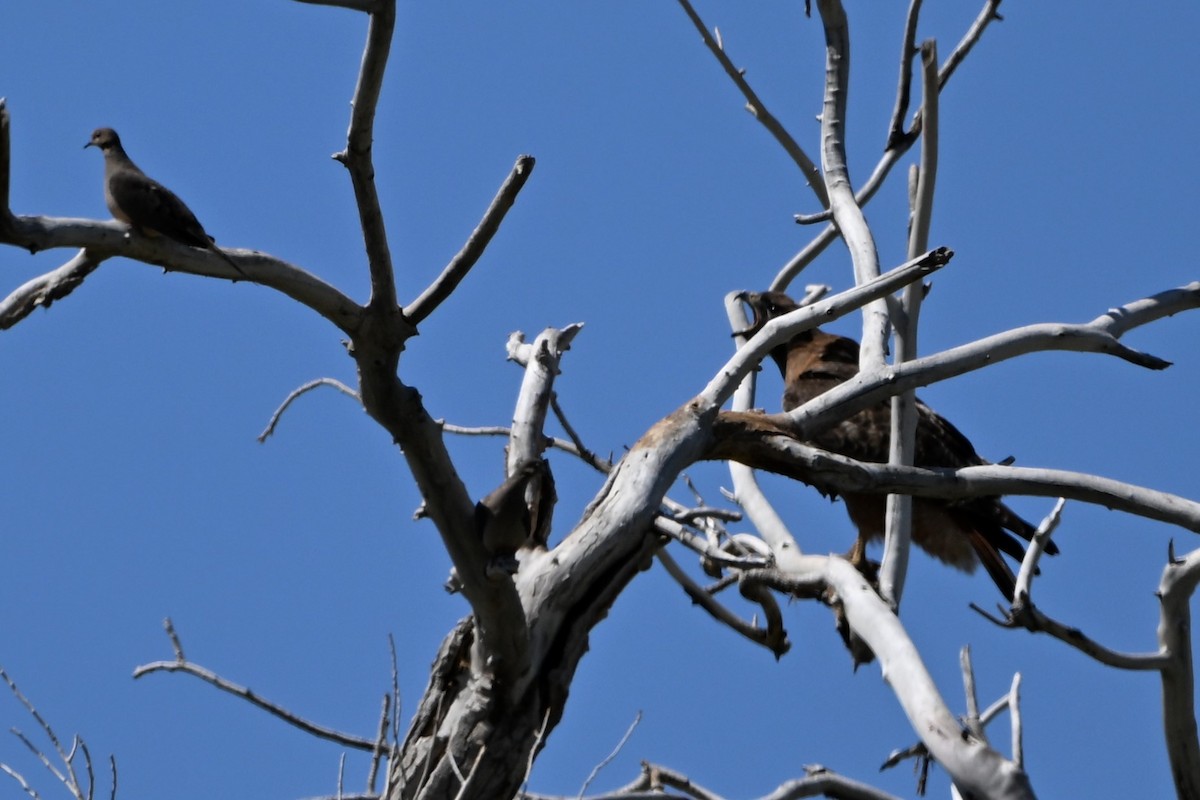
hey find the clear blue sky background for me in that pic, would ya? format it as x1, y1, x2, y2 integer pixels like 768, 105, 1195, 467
2, 2, 1199, 798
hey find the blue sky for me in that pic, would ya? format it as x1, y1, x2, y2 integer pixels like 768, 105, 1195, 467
2, 2, 1199, 798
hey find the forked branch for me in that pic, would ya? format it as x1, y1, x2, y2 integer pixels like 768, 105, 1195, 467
133, 619, 379, 751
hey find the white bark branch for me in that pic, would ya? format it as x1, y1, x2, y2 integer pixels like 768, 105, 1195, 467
880, 39, 939, 608
1157, 546, 1200, 796
774, 0, 1004, 290
744, 558, 1034, 799
724, 291, 807, 570
258, 378, 359, 443
657, 549, 789, 657
0, 249, 104, 330
813, 0, 889, 369
505, 325, 583, 470
785, 284, 1193, 441
717, 435, 1200, 533
0, 216, 362, 327
704, 248, 951, 411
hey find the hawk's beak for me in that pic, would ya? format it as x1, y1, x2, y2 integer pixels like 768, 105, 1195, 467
730, 291, 758, 338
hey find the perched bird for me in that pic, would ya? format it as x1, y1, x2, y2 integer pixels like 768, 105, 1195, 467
85, 127, 247, 277
476, 458, 555, 578
738, 290, 1056, 600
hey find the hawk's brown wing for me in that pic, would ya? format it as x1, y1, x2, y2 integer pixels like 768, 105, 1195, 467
739, 290, 1054, 599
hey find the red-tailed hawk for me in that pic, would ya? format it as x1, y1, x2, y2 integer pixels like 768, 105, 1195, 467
739, 291, 1056, 599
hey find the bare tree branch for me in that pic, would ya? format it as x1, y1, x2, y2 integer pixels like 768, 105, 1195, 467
0, 109, 361, 334
0, 668, 110, 800
1011, 497, 1066, 601
885, 0, 924, 150
1009, 673, 1023, 770
672, 0, 827, 209
657, 550, 789, 656
258, 378, 360, 442
132, 622, 378, 751
960, 645, 984, 742
744, 559, 1034, 799
1156, 546, 1200, 796
441, 422, 607, 472
405, 155, 536, 324
0, 249, 104, 330
813, 0, 889, 369
506, 325, 583, 470
577, 711, 642, 799
331, 0, 397, 312
703, 248, 952, 411
0, 763, 42, 800
711, 426, 1200, 535
936, 0, 1004, 95
550, 393, 613, 473
880, 38, 939, 608
724, 292, 808, 570
367, 693, 391, 795
774, 0, 1004, 289
780, 284, 1192, 443
0, 216, 361, 330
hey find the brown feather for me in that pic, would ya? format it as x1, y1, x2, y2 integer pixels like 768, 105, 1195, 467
86, 127, 247, 278
740, 290, 1056, 600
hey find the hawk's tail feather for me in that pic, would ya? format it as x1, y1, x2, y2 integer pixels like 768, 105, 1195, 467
996, 501, 1060, 556
964, 527, 1018, 601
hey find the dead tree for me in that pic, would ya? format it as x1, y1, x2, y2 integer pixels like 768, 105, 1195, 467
2, 2, 1199, 799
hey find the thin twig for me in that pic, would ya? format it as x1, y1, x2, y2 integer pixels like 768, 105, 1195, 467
450, 746, 487, 800
164, 617, 186, 661
259, 378, 360, 442
577, 712, 642, 800
673, 0, 826, 209
388, 633, 401, 751
366, 693, 390, 794
1012, 498, 1067, 601
551, 394, 613, 473
886, 0, 924, 148
521, 709, 553, 797
133, 626, 378, 750
972, 599, 1168, 671
656, 551, 788, 656
441, 422, 610, 473
655, 517, 771, 570
0, 763, 41, 800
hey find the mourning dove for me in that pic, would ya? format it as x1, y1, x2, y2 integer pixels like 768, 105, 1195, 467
85, 127, 247, 278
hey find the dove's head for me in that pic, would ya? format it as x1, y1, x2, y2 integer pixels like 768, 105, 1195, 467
85, 128, 121, 152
